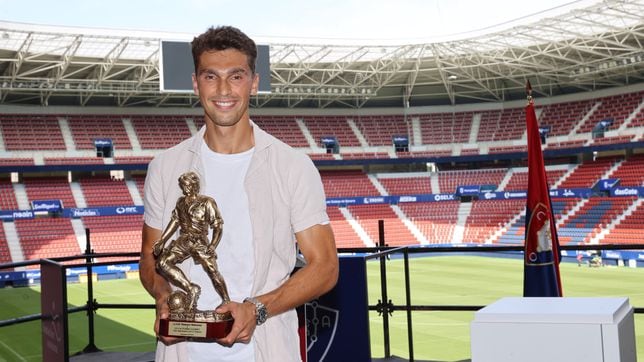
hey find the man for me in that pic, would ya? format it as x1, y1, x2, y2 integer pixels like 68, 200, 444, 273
140, 26, 338, 362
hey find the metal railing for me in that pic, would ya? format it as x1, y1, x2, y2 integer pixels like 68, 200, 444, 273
1, 228, 644, 361
0, 229, 152, 358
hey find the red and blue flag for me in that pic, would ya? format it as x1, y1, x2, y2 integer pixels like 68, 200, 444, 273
523, 81, 563, 297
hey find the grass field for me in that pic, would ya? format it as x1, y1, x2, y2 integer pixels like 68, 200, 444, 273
1, 255, 643, 361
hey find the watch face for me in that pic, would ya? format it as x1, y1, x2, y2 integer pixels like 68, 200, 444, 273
256, 304, 268, 325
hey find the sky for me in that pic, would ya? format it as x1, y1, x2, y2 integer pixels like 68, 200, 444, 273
0, 0, 594, 43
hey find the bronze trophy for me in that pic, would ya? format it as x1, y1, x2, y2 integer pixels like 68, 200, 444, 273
152, 172, 233, 339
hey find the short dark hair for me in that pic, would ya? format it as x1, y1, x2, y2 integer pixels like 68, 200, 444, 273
191, 26, 257, 74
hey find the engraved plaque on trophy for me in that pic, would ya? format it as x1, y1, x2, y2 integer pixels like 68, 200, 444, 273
153, 172, 233, 339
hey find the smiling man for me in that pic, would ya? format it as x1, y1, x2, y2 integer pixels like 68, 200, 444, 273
139, 26, 338, 362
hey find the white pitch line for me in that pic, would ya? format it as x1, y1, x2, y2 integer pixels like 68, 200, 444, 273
0, 340, 27, 362
19, 354, 41, 360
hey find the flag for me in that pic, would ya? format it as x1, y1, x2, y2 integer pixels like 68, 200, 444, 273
523, 81, 563, 297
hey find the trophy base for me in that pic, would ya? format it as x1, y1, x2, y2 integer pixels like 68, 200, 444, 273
159, 317, 233, 339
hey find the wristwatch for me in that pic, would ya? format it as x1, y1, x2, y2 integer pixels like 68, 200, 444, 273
244, 297, 268, 325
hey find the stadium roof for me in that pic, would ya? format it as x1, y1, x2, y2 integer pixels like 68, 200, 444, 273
0, 0, 643, 109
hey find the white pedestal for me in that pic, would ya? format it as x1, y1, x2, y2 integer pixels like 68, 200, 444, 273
471, 297, 637, 362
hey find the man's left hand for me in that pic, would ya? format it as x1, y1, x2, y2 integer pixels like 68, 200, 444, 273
215, 301, 258, 346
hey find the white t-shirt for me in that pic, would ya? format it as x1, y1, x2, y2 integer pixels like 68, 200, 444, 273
182, 143, 256, 361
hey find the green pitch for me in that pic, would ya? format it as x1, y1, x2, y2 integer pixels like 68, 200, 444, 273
1, 256, 643, 361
